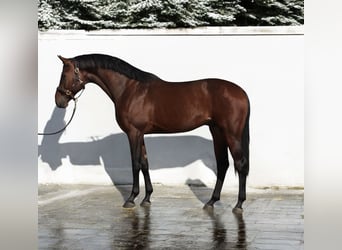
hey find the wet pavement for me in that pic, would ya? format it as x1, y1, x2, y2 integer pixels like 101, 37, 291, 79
39, 184, 303, 249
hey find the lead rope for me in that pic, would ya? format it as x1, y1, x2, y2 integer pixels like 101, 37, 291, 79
37, 88, 84, 136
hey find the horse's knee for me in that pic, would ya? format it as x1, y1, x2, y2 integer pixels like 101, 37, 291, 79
141, 162, 148, 172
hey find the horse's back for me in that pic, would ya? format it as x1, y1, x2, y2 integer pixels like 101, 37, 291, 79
148, 78, 249, 118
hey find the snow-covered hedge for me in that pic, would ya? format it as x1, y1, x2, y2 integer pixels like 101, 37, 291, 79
38, 0, 304, 30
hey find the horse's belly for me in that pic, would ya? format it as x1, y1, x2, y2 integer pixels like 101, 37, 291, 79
150, 110, 211, 133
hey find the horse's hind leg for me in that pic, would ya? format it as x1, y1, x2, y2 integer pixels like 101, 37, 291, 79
226, 136, 249, 214
204, 125, 229, 209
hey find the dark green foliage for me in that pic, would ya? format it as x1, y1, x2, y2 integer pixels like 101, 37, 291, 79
235, 0, 304, 25
38, 0, 304, 30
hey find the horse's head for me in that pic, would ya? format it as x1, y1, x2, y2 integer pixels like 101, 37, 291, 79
55, 55, 85, 108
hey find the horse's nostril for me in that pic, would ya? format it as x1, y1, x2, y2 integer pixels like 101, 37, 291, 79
55, 98, 68, 108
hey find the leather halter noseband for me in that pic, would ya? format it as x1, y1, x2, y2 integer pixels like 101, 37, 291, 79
56, 66, 84, 100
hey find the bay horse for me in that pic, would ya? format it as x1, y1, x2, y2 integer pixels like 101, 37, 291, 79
55, 54, 250, 213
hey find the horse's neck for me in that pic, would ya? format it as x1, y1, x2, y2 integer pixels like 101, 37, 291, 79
86, 69, 135, 104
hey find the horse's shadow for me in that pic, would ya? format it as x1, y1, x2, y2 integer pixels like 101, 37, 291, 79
39, 107, 217, 200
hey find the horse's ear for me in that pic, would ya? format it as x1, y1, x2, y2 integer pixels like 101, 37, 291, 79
57, 55, 69, 65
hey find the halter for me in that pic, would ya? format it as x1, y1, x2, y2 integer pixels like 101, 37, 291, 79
56, 65, 85, 100
38, 63, 85, 136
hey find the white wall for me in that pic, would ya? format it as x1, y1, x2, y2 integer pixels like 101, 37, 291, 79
38, 27, 304, 188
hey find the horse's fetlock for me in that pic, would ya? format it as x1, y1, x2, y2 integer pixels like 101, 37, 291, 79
212, 195, 220, 202
145, 185, 153, 194
132, 188, 139, 197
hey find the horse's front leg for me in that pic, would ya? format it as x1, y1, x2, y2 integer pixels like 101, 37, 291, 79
123, 131, 143, 208
123, 131, 154, 208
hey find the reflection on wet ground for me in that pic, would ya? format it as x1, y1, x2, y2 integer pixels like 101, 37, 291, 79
39, 185, 303, 249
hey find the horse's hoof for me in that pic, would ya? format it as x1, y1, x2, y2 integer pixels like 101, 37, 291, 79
140, 200, 151, 207
123, 201, 135, 208
203, 203, 214, 211
232, 207, 243, 214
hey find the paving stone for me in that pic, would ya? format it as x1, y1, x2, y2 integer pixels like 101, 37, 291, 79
39, 184, 303, 249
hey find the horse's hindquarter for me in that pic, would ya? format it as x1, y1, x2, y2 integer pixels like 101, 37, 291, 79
208, 79, 250, 135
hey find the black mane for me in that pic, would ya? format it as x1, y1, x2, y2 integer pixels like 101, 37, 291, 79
73, 54, 159, 82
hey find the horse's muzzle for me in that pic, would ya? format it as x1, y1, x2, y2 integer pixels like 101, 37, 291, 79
55, 91, 69, 108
